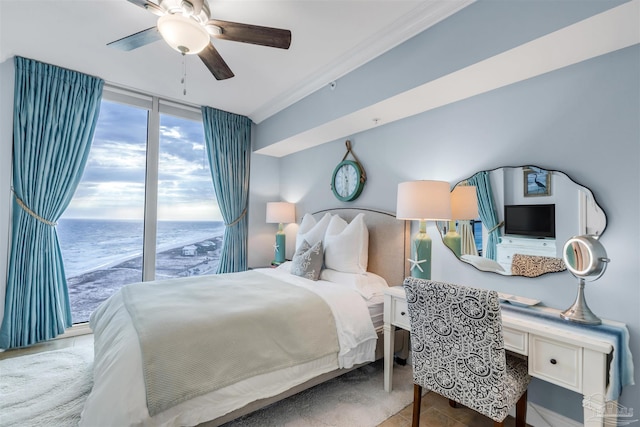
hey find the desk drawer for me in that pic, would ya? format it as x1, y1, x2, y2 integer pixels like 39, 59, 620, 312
391, 298, 410, 330
530, 335, 582, 392
503, 327, 528, 355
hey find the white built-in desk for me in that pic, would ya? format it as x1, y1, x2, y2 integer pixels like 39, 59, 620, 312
383, 286, 629, 427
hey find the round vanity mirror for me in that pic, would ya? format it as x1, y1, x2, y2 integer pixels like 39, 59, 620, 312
563, 235, 609, 280
560, 235, 610, 325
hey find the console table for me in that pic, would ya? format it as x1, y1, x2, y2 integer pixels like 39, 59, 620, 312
383, 286, 631, 427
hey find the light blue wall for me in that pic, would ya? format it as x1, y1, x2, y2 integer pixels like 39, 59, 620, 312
251, 2, 639, 421
264, 43, 640, 425
247, 152, 281, 268
255, 0, 626, 150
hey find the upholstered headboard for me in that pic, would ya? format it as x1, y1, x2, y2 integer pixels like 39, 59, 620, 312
312, 208, 410, 287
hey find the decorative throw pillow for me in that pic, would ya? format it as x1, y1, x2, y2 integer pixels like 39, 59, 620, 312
295, 213, 331, 251
323, 213, 369, 274
290, 239, 324, 281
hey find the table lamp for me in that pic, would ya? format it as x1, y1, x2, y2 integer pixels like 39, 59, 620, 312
443, 185, 478, 257
396, 181, 451, 279
266, 202, 296, 264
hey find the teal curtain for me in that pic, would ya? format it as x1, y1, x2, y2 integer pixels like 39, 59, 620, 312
0, 57, 103, 349
201, 106, 252, 273
468, 171, 502, 260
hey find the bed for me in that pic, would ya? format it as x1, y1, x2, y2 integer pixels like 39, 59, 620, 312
80, 208, 410, 427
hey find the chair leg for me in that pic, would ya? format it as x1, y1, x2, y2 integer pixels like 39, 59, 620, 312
448, 399, 458, 408
515, 390, 528, 427
412, 384, 422, 427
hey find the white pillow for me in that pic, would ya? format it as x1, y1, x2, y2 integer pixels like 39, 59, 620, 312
296, 213, 331, 251
323, 213, 368, 274
319, 269, 388, 299
275, 261, 292, 273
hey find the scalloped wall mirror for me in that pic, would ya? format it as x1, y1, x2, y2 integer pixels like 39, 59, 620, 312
441, 166, 606, 278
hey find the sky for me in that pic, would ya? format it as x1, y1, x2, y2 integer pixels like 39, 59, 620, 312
63, 100, 222, 221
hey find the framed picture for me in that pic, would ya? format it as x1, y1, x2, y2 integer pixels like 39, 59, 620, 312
523, 167, 551, 197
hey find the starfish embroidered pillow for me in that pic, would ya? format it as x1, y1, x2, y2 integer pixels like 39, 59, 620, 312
290, 239, 324, 281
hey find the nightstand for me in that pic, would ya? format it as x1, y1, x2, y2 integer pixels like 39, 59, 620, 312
383, 286, 410, 392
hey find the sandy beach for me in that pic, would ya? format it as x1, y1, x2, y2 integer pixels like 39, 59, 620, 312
67, 235, 223, 323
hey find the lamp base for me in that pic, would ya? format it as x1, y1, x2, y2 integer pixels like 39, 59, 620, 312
410, 227, 432, 280
273, 233, 286, 264
560, 279, 601, 325
442, 221, 461, 257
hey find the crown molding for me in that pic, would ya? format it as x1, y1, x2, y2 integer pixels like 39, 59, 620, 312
249, 0, 474, 124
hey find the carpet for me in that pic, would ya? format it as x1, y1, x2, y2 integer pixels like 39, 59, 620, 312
0, 345, 94, 427
0, 344, 414, 427
222, 360, 414, 427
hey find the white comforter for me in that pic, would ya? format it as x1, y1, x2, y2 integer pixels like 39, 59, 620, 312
80, 268, 377, 427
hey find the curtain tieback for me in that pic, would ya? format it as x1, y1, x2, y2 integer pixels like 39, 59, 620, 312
225, 207, 247, 228
488, 221, 504, 234
12, 189, 57, 226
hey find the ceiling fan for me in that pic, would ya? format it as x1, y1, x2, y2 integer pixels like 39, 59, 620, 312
108, 0, 292, 80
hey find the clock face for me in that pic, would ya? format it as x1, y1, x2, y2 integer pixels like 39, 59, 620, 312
334, 163, 358, 197
331, 160, 365, 201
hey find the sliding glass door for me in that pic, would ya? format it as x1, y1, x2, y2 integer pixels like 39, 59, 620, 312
58, 89, 223, 324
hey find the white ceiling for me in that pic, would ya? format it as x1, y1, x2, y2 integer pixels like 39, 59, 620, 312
0, 0, 471, 123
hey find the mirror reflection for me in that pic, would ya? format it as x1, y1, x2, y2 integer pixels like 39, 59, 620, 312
442, 166, 607, 277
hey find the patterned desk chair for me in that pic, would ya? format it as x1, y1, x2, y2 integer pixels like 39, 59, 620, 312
403, 277, 531, 427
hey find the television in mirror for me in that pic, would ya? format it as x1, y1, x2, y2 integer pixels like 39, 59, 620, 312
504, 204, 555, 238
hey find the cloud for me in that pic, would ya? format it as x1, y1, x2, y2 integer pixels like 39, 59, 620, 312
65, 100, 220, 221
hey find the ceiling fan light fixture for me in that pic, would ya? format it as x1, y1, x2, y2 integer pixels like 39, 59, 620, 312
205, 24, 223, 36
157, 14, 210, 55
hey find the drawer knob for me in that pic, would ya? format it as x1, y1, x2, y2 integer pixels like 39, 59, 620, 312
400, 311, 406, 316
550, 358, 557, 365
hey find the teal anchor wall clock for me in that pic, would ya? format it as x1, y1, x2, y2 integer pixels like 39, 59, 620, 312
331, 140, 367, 202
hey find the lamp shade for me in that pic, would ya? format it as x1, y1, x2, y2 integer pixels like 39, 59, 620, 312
266, 202, 296, 224
396, 180, 452, 221
451, 186, 479, 220
157, 14, 210, 54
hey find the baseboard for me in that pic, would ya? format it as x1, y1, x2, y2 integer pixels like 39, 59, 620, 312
508, 402, 582, 427
58, 323, 92, 339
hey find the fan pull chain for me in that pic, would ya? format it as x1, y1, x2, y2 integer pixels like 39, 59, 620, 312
181, 53, 187, 96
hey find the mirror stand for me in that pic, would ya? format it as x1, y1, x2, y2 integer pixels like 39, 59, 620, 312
561, 235, 610, 325
560, 278, 601, 325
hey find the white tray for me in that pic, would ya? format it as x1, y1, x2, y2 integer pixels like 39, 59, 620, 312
498, 292, 540, 307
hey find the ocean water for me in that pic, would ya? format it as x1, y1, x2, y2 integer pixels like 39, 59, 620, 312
474, 220, 483, 254
57, 218, 225, 278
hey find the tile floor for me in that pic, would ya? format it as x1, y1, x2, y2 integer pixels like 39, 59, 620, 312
1, 335, 526, 427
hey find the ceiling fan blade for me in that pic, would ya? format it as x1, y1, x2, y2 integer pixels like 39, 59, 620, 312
126, 0, 165, 16
207, 20, 291, 49
107, 27, 162, 51
198, 43, 235, 80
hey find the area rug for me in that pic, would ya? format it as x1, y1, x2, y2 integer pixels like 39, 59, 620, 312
0, 345, 94, 427
0, 343, 413, 427
223, 360, 414, 427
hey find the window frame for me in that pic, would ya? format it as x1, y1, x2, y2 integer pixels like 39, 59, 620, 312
61, 86, 205, 303
102, 85, 204, 282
